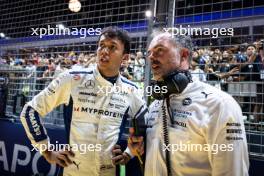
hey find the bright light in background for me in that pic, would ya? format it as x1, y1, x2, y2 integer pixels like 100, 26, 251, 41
145, 10, 152, 18
0, 33, 5, 38
69, 0, 81, 13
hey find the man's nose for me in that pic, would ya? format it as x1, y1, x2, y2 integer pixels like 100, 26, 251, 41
148, 52, 154, 61
101, 47, 110, 55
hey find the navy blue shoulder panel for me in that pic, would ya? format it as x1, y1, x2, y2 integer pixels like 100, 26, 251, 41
63, 96, 73, 143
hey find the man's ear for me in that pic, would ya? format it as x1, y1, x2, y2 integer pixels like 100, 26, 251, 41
179, 48, 191, 70
180, 48, 189, 61
122, 54, 129, 63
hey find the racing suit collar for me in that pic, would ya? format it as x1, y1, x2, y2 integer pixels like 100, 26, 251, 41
94, 66, 122, 87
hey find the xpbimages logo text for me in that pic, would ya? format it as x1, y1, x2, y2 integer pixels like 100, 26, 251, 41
95, 84, 167, 96
164, 25, 234, 38
163, 142, 234, 154
31, 25, 101, 38
31, 142, 102, 154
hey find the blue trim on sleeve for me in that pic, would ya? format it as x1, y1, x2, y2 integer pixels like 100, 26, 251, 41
117, 107, 130, 145
63, 96, 73, 143
69, 71, 93, 74
134, 105, 144, 118
121, 78, 138, 89
25, 106, 47, 142
135, 105, 148, 119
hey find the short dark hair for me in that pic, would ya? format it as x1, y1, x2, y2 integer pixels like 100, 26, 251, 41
99, 26, 131, 54
246, 44, 256, 50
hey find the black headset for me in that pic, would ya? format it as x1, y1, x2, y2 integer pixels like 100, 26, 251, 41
150, 70, 192, 176
151, 70, 192, 100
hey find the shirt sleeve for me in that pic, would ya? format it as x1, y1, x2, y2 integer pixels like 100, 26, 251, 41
20, 71, 72, 152
125, 91, 148, 158
130, 93, 148, 133
206, 98, 249, 176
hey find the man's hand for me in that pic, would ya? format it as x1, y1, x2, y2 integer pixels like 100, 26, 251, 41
128, 128, 144, 156
248, 54, 256, 63
42, 148, 75, 167
111, 145, 131, 165
228, 67, 239, 76
230, 67, 239, 73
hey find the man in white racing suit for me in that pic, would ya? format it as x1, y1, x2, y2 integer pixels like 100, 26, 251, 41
129, 32, 249, 176
20, 26, 147, 176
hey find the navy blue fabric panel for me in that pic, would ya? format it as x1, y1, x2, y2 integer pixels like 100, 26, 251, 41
120, 78, 138, 89
25, 106, 47, 142
69, 71, 93, 74
63, 96, 73, 143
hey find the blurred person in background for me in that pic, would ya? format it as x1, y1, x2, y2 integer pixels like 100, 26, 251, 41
54, 58, 69, 78
0, 57, 7, 65
32, 52, 40, 65
43, 59, 56, 78
133, 51, 145, 81
127, 54, 135, 78
214, 48, 222, 56
206, 53, 222, 83
13, 58, 25, 69
35, 57, 49, 92
192, 50, 206, 71
71, 53, 85, 70
239, 45, 263, 121
120, 56, 133, 80
25, 59, 37, 72
235, 45, 247, 63
253, 42, 264, 123
198, 48, 210, 64
3, 56, 12, 65
253, 40, 263, 51
218, 50, 240, 91
190, 51, 206, 82
84, 53, 97, 68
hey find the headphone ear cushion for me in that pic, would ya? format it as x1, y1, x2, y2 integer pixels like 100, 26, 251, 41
173, 73, 190, 93
151, 71, 191, 99
150, 81, 167, 100
164, 73, 189, 94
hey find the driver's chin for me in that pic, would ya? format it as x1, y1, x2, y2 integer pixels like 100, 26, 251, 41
98, 64, 108, 73
97, 64, 105, 71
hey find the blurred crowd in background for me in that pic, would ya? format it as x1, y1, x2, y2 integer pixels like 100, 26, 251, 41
0, 39, 263, 82
190, 39, 264, 83
0, 49, 146, 81
0, 39, 263, 123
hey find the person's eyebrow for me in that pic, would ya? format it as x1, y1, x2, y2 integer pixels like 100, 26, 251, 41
99, 39, 119, 45
110, 41, 119, 46
147, 44, 166, 54
152, 44, 166, 49
148, 44, 166, 52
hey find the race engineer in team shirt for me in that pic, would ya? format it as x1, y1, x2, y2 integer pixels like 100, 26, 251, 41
127, 31, 249, 176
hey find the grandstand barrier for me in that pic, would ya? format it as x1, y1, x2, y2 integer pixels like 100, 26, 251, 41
0, 66, 64, 124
